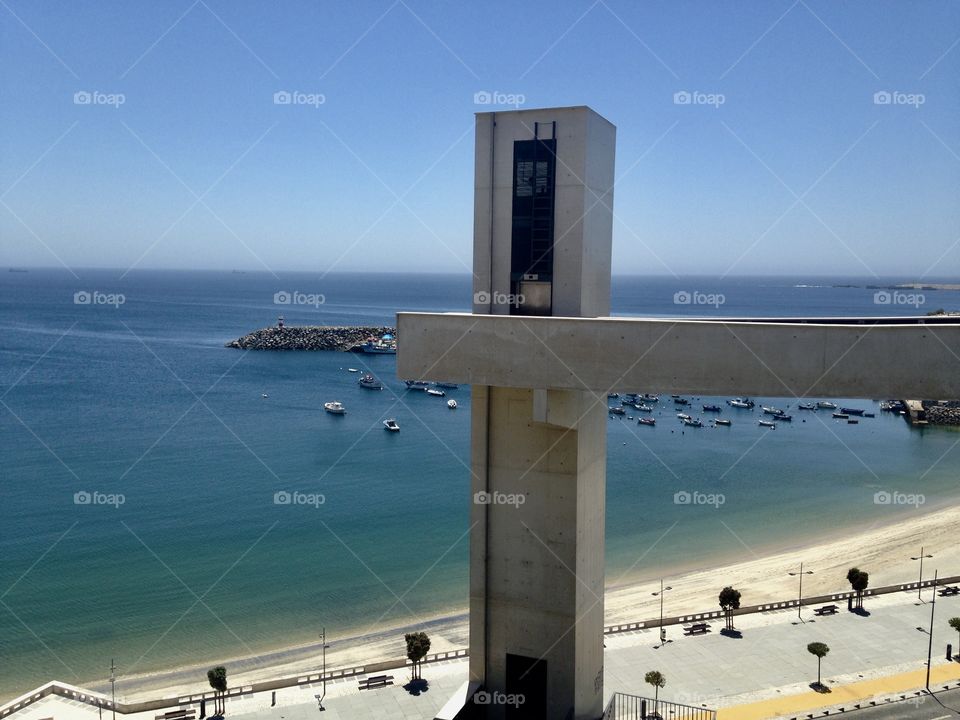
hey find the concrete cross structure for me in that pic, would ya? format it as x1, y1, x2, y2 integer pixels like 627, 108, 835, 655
397, 106, 960, 720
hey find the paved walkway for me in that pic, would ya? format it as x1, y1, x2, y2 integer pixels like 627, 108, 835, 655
8, 590, 960, 720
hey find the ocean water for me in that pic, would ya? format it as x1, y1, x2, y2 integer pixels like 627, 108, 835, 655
1, 269, 959, 700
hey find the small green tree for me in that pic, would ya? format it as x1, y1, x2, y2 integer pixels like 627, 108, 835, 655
719, 586, 742, 631
644, 670, 665, 715
847, 567, 869, 609
807, 642, 829, 688
206, 666, 227, 715
949, 617, 960, 659
405, 632, 431, 680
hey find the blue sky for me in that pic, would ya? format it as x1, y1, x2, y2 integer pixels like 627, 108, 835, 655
1, 0, 958, 278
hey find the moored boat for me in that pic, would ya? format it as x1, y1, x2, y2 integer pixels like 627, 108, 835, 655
404, 380, 430, 390
773, 414, 792, 422
608, 406, 625, 415
673, 397, 689, 405
426, 388, 446, 397
715, 419, 732, 426
817, 401, 837, 409
638, 417, 656, 426
847, 419, 859, 424
762, 406, 785, 416
634, 403, 653, 413
324, 401, 346, 415
447, 399, 457, 409
798, 402, 815, 410
840, 407, 864, 416
435, 382, 459, 389
832, 413, 849, 419
702, 404, 722, 412
758, 420, 777, 428
383, 418, 400, 431
358, 374, 383, 390
640, 394, 659, 402
683, 418, 703, 427
676, 413, 692, 421
728, 397, 755, 409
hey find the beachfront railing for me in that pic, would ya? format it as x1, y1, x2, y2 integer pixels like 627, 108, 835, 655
603, 692, 716, 720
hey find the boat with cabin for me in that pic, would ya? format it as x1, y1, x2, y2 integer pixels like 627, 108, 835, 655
383, 418, 400, 431
358, 374, 383, 390
324, 401, 346, 415
638, 417, 656, 426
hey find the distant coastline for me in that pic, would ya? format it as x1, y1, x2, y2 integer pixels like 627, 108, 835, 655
832, 282, 960, 291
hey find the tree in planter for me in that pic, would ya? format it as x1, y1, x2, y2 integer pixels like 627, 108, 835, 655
807, 642, 830, 689
206, 666, 227, 715
719, 586, 742, 631
846, 567, 869, 610
949, 617, 960, 659
644, 670, 666, 716
405, 632, 431, 681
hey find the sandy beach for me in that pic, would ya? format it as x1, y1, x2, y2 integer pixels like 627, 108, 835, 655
80, 503, 960, 704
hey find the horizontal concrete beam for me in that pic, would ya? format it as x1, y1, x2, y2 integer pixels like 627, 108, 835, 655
396, 313, 960, 399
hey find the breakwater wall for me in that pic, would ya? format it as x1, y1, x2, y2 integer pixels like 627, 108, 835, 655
225, 326, 395, 351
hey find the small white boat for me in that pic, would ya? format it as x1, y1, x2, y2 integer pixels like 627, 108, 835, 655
383, 418, 400, 432
347, 368, 359, 373
758, 420, 776, 428
677, 412, 691, 421
262, 393, 269, 398
817, 401, 837, 410
447, 399, 457, 409
426, 388, 446, 397
324, 401, 346, 415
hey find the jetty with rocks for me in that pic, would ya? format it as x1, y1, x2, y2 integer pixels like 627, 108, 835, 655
226, 325, 396, 352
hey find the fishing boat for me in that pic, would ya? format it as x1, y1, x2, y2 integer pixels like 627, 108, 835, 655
798, 402, 816, 411
357, 334, 397, 354
608, 406, 625, 415
758, 420, 777, 428
383, 418, 400, 432
762, 406, 785, 416
404, 380, 430, 390
324, 401, 346, 415
426, 388, 446, 397
715, 419, 732, 426
817, 401, 838, 410
634, 403, 654, 413
358, 374, 383, 390
832, 413, 849, 419
683, 418, 704, 427
638, 417, 656, 426
728, 398, 755, 409
447, 399, 457, 409
702, 404, 722, 412
676, 413, 692, 421
840, 407, 865, 416
640, 394, 660, 402
773, 414, 792, 422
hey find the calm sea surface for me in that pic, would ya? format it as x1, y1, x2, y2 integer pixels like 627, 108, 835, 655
1, 269, 958, 699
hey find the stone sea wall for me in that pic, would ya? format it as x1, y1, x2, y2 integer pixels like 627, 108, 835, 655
923, 401, 960, 426
226, 326, 395, 351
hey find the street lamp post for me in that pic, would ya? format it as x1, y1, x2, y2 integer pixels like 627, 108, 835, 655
651, 580, 672, 647
109, 659, 116, 720
911, 547, 933, 600
926, 569, 938, 690
788, 563, 814, 620
317, 627, 328, 711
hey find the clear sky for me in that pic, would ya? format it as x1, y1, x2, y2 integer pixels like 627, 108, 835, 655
1, 0, 958, 278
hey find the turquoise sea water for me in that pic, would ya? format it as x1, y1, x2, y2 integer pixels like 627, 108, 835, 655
1, 270, 959, 699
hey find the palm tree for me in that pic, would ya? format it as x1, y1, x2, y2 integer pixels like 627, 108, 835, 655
719, 586, 742, 631
949, 617, 960, 659
206, 666, 227, 715
807, 642, 829, 689
846, 567, 869, 609
404, 632, 431, 681
644, 670, 665, 717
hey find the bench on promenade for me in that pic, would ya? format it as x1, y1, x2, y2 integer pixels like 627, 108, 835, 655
938, 586, 960, 597
154, 709, 195, 720
813, 604, 839, 616
683, 622, 710, 635
358, 674, 394, 690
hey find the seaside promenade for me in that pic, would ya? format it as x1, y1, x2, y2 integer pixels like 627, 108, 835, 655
9, 589, 959, 720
